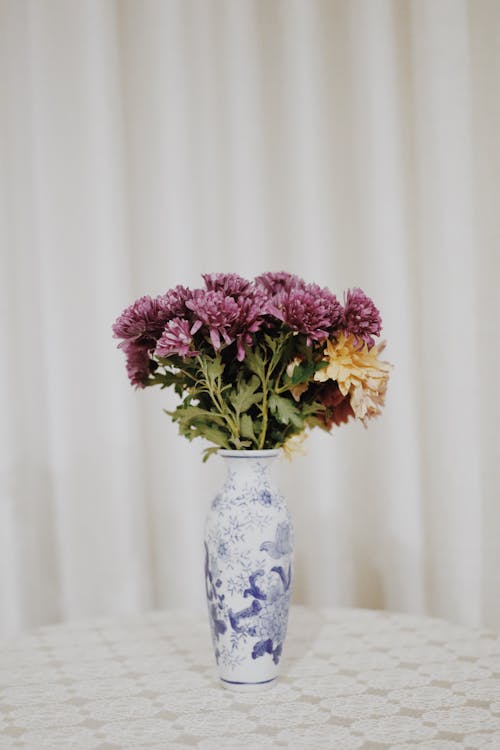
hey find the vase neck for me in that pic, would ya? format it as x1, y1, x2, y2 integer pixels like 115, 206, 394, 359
219, 451, 279, 490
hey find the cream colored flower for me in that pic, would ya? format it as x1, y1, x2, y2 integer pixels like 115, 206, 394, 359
282, 431, 308, 461
314, 334, 391, 424
350, 380, 388, 422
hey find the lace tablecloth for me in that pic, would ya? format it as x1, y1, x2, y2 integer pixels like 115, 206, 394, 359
1, 606, 500, 750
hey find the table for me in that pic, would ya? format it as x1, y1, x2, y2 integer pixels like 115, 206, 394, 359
1, 606, 499, 749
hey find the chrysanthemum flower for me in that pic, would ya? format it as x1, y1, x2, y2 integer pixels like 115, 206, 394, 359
121, 340, 154, 388
185, 284, 270, 359
156, 317, 198, 358
202, 273, 251, 297
350, 377, 388, 422
343, 287, 382, 349
232, 287, 269, 360
314, 334, 391, 424
112, 295, 170, 343
315, 381, 354, 428
270, 283, 343, 344
282, 431, 308, 460
255, 271, 306, 297
186, 289, 240, 350
160, 285, 191, 318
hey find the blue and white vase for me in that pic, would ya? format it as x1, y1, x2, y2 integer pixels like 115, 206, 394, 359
204, 449, 294, 690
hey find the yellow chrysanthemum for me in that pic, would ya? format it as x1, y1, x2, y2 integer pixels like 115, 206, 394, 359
314, 334, 391, 423
282, 431, 308, 461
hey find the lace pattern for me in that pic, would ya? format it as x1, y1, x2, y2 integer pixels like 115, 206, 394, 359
1, 606, 500, 749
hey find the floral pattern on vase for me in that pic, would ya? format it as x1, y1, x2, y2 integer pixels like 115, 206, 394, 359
204, 450, 293, 687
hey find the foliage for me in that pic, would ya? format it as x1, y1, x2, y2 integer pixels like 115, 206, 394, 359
113, 272, 390, 459
163, 338, 328, 461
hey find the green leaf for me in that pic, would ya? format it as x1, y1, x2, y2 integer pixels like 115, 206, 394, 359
165, 405, 226, 428
267, 332, 293, 376
202, 446, 220, 462
156, 354, 200, 377
240, 413, 257, 444
230, 437, 252, 449
264, 333, 279, 352
230, 374, 263, 416
268, 393, 304, 429
243, 345, 266, 380
301, 399, 326, 418
192, 424, 230, 447
147, 371, 184, 388
205, 353, 224, 384
290, 360, 317, 385
252, 417, 263, 437
305, 414, 330, 431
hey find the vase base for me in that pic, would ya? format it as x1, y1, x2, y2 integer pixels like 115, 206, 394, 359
220, 677, 277, 691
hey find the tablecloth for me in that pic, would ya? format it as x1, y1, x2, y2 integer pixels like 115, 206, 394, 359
1, 606, 500, 749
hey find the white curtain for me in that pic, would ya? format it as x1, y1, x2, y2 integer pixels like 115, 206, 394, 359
1, 0, 499, 638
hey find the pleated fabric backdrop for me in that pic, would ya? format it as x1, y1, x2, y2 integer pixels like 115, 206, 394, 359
1, 0, 499, 637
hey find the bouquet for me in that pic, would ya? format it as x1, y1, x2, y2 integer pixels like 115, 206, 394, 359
112, 272, 391, 461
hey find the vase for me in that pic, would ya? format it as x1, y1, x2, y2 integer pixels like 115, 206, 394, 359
204, 449, 294, 690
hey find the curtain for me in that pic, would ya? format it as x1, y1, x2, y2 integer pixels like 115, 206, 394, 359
1, 0, 499, 638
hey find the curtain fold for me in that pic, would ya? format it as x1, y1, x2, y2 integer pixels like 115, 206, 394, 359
0, 0, 499, 637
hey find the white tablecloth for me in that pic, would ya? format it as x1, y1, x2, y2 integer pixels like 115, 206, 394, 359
1, 606, 500, 749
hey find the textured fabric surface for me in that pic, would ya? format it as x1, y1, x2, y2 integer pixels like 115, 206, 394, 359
1, 606, 500, 749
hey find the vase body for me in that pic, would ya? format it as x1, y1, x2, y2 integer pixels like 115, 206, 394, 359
204, 449, 294, 690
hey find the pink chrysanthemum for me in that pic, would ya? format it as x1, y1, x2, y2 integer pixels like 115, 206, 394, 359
186, 290, 240, 350
270, 283, 343, 344
156, 317, 198, 358
202, 273, 251, 297
121, 340, 153, 389
255, 271, 306, 297
232, 285, 270, 360
343, 287, 382, 349
160, 285, 191, 318
112, 295, 170, 343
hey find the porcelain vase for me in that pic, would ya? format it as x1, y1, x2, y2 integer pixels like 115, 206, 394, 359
204, 449, 294, 690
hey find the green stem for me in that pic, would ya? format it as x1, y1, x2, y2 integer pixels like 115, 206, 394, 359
258, 376, 268, 449
275, 383, 291, 394
173, 366, 198, 383
257, 332, 293, 449
197, 357, 240, 443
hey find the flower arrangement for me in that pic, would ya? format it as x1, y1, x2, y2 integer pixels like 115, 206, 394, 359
113, 272, 391, 461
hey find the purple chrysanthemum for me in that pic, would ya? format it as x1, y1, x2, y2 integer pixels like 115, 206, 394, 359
121, 340, 154, 389
156, 317, 198, 358
160, 285, 191, 318
255, 271, 306, 297
232, 285, 270, 360
343, 287, 382, 349
186, 289, 240, 350
112, 295, 170, 344
202, 273, 251, 297
270, 283, 343, 344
